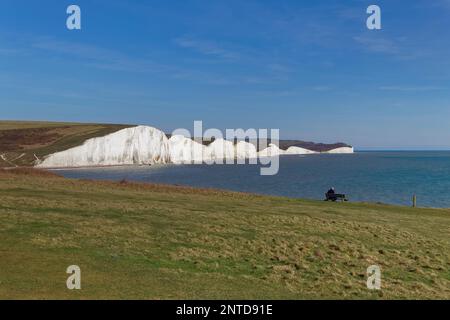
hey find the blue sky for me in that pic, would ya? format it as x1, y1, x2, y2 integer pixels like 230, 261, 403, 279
1, 0, 450, 149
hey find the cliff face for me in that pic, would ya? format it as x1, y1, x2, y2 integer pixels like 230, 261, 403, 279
0, 121, 134, 168
285, 146, 317, 155
324, 147, 354, 154
258, 144, 286, 157
235, 141, 258, 159
204, 139, 236, 163
169, 135, 205, 164
35, 125, 354, 168
279, 140, 352, 152
36, 126, 171, 168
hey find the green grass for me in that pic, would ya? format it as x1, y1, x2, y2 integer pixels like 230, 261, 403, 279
0, 170, 449, 299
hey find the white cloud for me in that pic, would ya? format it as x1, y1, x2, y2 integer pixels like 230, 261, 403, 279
174, 37, 239, 60
353, 36, 399, 54
379, 86, 443, 92
32, 38, 170, 74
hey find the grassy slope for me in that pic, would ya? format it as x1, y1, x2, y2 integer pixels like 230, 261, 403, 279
0, 170, 448, 299
0, 121, 134, 167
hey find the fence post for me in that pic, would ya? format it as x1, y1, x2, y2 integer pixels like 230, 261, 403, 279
412, 194, 417, 208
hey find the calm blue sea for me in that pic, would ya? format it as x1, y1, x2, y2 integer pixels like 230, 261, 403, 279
54, 151, 450, 208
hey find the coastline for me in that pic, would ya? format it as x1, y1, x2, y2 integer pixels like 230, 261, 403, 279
46, 172, 450, 210
45, 151, 450, 209
3, 165, 449, 210
37, 152, 355, 170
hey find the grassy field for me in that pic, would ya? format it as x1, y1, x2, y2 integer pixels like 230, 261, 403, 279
0, 169, 448, 299
0, 121, 133, 167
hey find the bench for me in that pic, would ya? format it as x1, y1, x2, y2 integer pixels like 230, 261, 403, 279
325, 193, 348, 202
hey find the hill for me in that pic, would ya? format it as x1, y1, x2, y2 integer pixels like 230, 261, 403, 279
0, 169, 448, 299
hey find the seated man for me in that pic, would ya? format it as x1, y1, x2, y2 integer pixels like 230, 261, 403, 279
325, 187, 347, 202
325, 187, 338, 201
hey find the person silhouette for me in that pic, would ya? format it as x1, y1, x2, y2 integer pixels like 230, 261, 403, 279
325, 187, 337, 201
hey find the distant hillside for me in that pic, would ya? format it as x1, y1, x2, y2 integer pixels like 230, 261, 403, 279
188, 137, 352, 152
279, 140, 351, 152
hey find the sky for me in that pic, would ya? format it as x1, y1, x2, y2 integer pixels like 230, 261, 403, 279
1, 0, 450, 149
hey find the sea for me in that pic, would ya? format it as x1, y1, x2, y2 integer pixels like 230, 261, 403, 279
53, 151, 450, 208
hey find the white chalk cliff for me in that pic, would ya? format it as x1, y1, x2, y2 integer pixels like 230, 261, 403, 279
169, 137, 259, 164
235, 141, 258, 159
325, 147, 354, 154
285, 146, 317, 155
204, 139, 236, 163
35, 125, 353, 168
36, 126, 170, 168
258, 144, 287, 157
169, 135, 205, 164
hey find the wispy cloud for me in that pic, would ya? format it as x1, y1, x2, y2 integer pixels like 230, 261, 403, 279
433, 0, 450, 9
173, 37, 240, 60
30, 36, 278, 87
267, 63, 293, 73
379, 86, 443, 92
311, 85, 331, 92
0, 47, 24, 56
353, 36, 399, 54
32, 37, 170, 73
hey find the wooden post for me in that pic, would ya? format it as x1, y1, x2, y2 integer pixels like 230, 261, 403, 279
413, 194, 417, 208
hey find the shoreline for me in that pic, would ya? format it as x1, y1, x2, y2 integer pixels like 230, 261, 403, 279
4, 150, 450, 209
35, 152, 355, 170
6, 166, 448, 210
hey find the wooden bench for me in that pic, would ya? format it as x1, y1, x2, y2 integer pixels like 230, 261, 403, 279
325, 193, 348, 202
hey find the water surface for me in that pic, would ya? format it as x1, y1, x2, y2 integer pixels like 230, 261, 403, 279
55, 151, 450, 208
